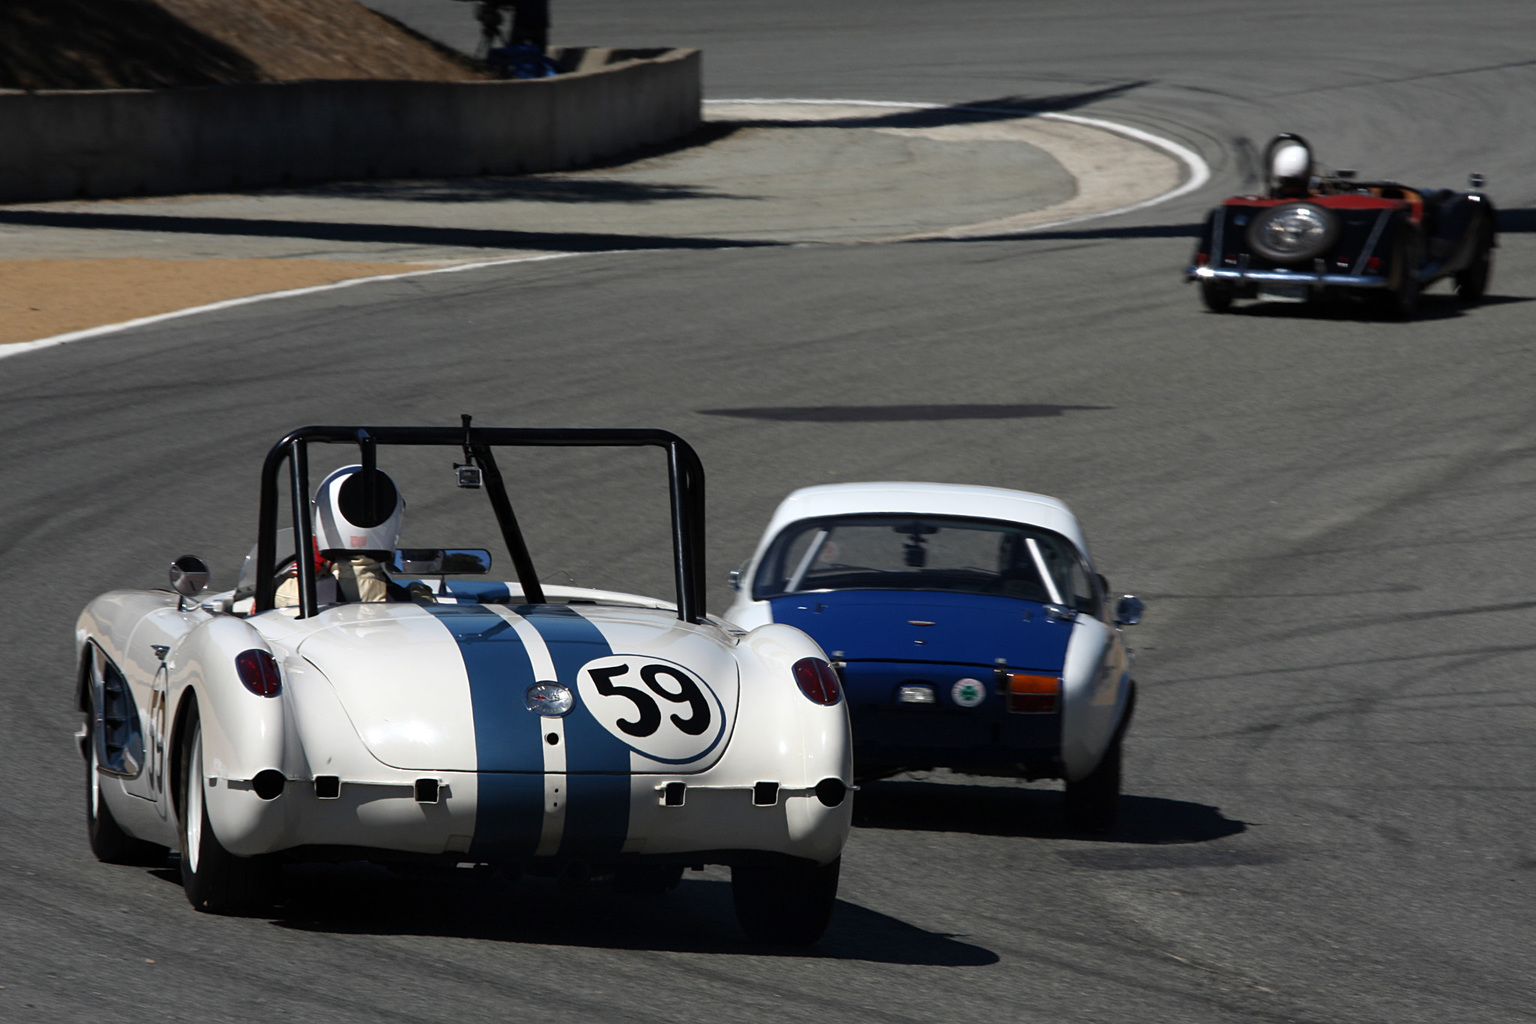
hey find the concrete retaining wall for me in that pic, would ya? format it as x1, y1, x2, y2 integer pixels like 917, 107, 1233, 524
0, 47, 700, 203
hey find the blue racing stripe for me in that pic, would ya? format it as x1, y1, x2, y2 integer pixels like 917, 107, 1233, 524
422, 604, 544, 860
517, 605, 633, 858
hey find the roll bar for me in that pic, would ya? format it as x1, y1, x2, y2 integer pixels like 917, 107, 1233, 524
254, 424, 707, 623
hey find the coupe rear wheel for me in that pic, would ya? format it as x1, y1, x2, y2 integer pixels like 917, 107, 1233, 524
1200, 279, 1234, 313
1064, 734, 1122, 834
83, 697, 165, 865
732, 856, 840, 945
178, 709, 278, 914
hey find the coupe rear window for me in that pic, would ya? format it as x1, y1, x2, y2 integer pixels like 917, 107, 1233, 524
753, 514, 1099, 612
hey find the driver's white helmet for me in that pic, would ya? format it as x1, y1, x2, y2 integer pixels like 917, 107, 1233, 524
313, 464, 404, 555
1270, 142, 1311, 181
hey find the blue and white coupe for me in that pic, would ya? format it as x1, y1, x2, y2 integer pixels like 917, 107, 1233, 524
75, 424, 852, 943
725, 483, 1142, 831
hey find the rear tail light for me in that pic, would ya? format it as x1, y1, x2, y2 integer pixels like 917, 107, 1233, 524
1194, 252, 1209, 267
792, 657, 842, 706
1005, 673, 1059, 713
1365, 256, 1381, 274
235, 649, 282, 697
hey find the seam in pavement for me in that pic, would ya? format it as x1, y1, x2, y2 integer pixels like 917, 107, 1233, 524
2, 99, 1210, 363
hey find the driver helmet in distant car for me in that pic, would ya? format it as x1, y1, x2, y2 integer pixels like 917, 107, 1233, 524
1264, 133, 1315, 198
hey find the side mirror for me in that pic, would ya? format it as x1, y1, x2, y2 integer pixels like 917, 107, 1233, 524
726, 567, 743, 591
1469, 172, 1486, 190
1114, 595, 1144, 626
170, 555, 211, 609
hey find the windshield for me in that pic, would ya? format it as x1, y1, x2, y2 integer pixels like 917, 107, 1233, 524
753, 514, 1100, 613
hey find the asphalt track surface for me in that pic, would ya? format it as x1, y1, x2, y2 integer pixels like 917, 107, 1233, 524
4, 2, 1536, 1022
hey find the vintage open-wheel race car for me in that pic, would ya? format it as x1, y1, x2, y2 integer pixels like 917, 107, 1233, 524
1187, 133, 1496, 318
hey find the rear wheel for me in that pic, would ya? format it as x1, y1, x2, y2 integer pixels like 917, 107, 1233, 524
1455, 239, 1493, 303
178, 709, 278, 914
732, 856, 840, 945
1064, 733, 1122, 834
1200, 279, 1234, 313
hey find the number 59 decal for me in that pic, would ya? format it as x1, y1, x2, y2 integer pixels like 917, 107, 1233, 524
576, 656, 725, 763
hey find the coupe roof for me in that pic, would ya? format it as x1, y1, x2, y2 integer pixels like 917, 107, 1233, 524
759, 482, 1087, 553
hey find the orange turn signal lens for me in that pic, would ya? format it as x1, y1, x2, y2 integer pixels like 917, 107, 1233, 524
1006, 673, 1059, 714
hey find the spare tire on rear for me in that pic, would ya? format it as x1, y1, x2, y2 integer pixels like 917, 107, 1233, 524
1247, 202, 1339, 264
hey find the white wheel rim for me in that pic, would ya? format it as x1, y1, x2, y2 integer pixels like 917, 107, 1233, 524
185, 731, 203, 874
89, 721, 101, 819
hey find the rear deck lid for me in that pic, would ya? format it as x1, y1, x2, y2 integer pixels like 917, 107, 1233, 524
295, 602, 739, 773
768, 590, 1073, 671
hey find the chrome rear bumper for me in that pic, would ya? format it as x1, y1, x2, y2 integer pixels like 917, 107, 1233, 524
1186, 264, 1390, 289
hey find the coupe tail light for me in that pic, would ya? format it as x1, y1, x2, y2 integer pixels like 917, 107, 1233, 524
1006, 673, 1059, 713
1195, 252, 1209, 267
792, 657, 842, 706
1365, 256, 1381, 274
235, 649, 282, 697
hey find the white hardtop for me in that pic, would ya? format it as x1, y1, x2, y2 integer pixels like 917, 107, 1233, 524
759, 482, 1088, 553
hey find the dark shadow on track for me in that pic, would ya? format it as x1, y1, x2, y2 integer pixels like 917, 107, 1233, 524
1200, 292, 1527, 322
1497, 208, 1536, 233
0, 209, 777, 254
698, 403, 1111, 423
723, 84, 1151, 131
921, 223, 1202, 242
242, 866, 998, 964
267, 178, 745, 205
853, 778, 1246, 845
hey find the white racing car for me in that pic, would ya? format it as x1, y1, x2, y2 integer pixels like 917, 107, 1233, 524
76, 423, 852, 944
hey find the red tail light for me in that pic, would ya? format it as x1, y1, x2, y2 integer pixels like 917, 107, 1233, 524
1195, 252, 1209, 267
235, 649, 282, 697
1365, 256, 1381, 274
792, 657, 842, 706
1006, 673, 1060, 713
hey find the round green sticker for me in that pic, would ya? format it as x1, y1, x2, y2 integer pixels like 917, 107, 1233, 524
951, 677, 986, 708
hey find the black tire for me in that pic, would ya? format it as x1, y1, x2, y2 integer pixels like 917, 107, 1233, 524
732, 856, 840, 945
1377, 226, 1423, 320
1455, 241, 1493, 303
178, 708, 278, 914
1200, 279, 1234, 313
1064, 733, 1122, 834
83, 695, 165, 866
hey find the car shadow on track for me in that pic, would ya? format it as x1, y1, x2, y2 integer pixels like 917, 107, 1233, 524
1201, 291, 1529, 322
852, 777, 1245, 846
147, 861, 997, 964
